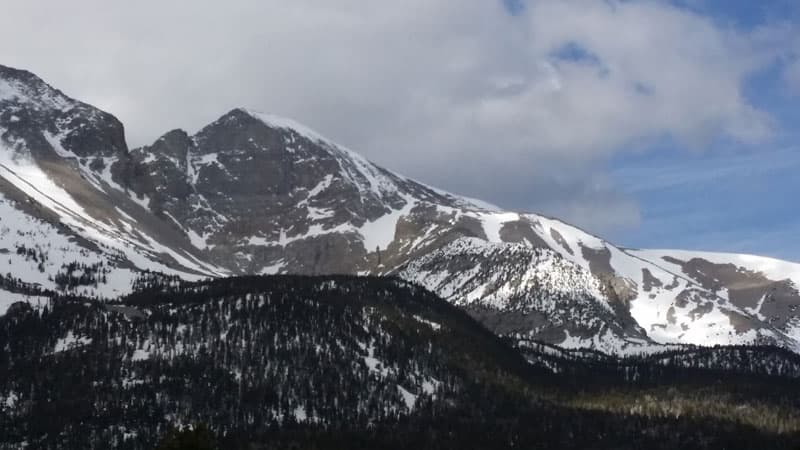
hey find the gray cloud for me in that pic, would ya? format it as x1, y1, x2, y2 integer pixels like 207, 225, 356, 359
0, 0, 791, 234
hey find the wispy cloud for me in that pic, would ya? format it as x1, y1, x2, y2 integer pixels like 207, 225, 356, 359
610, 143, 800, 260
613, 145, 800, 194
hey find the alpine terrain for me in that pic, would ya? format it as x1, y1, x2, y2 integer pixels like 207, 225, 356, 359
2, 275, 800, 449
1, 63, 798, 356
2, 64, 800, 448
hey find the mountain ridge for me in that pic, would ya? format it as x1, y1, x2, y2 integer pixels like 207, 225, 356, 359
1, 63, 798, 356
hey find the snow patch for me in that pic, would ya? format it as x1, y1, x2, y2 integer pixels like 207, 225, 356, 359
413, 314, 442, 331
54, 331, 91, 353
2, 391, 18, 409
480, 212, 520, 243
397, 385, 417, 410
359, 196, 416, 252
0, 291, 49, 316
131, 348, 151, 361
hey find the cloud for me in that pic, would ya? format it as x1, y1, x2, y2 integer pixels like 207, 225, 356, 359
0, 0, 790, 234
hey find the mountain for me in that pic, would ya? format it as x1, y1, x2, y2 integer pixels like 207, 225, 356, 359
1, 275, 799, 449
0, 65, 225, 300
1, 63, 799, 356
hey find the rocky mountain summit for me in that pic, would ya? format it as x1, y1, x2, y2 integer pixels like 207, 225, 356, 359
1, 63, 799, 356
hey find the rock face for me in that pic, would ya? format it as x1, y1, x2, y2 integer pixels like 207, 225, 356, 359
124, 108, 483, 275
0, 65, 127, 160
1, 63, 799, 355
0, 64, 227, 300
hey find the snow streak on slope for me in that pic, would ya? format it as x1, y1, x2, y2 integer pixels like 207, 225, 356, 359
244, 109, 498, 214
244, 109, 403, 201
0, 134, 222, 296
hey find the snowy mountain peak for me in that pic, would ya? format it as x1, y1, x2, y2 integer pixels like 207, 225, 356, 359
238, 108, 335, 146
0, 64, 128, 161
0, 64, 74, 111
0, 65, 224, 300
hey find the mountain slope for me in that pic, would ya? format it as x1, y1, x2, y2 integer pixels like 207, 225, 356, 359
1, 63, 799, 356
0, 276, 538, 448
0, 65, 226, 298
2, 276, 800, 449
630, 248, 800, 345
124, 106, 800, 354
125, 107, 492, 274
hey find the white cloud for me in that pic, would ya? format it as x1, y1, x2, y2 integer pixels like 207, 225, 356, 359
0, 0, 790, 233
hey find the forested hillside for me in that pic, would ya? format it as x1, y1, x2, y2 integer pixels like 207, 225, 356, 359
0, 275, 798, 449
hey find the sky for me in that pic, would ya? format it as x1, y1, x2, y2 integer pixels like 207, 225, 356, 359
0, 0, 798, 260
